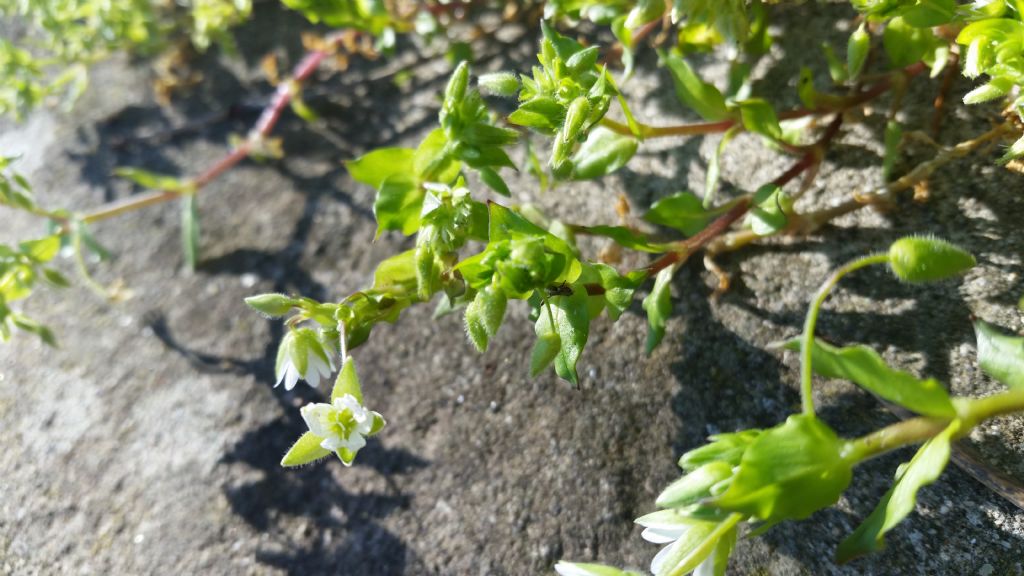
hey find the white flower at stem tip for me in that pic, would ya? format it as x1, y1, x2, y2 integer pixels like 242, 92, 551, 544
300, 394, 384, 465
275, 327, 337, 390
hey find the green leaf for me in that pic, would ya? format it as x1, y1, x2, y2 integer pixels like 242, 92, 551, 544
593, 263, 640, 321
373, 249, 418, 290
704, 126, 739, 208
580, 226, 663, 253
644, 192, 711, 236
625, 0, 664, 29
19, 235, 60, 263
882, 120, 902, 182
369, 412, 386, 436
661, 51, 729, 121
571, 127, 639, 179
714, 415, 852, 522
345, 147, 414, 188
11, 315, 57, 347
837, 421, 959, 562
541, 20, 584, 61
530, 328, 562, 377
901, 0, 956, 28
281, 431, 331, 467
245, 293, 295, 317
488, 202, 576, 257
883, 17, 937, 68
737, 99, 782, 140
42, 268, 70, 288
643, 266, 674, 354
414, 128, 460, 183
781, 338, 956, 418
181, 195, 200, 269
747, 184, 789, 236
332, 357, 363, 403
374, 177, 424, 236
538, 288, 590, 386
114, 167, 191, 192
464, 284, 507, 352
478, 166, 511, 196
975, 319, 1024, 390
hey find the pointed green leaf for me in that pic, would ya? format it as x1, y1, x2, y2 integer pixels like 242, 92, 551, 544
837, 421, 959, 562
644, 192, 711, 236
374, 176, 424, 236
114, 167, 190, 192
369, 412, 387, 436
19, 235, 60, 263
281, 431, 331, 467
714, 415, 852, 522
780, 338, 955, 418
571, 127, 638, 180
747, 184, 789, 236
975, 319, 1024, 390
479, 166, 511, 196
643, 266, 674, 354
345, 147, 415, 188
332, 357, 363, 403
536, 288, 590, 385
661, 51, 729, 121
737, 99, 782, 140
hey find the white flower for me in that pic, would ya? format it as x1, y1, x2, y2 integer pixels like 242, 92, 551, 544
275, 328, 336, 390
300, 394, 376, 459
637, 510, 724, 576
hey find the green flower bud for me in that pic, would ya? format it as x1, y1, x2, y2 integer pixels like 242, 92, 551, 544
245, 293, 296, 317
888, 236, 975, 283
565, 45, 600, 74
656, 461, 734, 509
444, 61, 470, 109
847, 23, 870, 80
478, 72, 520, 97
464, 283, 507, 352
564, 98, 590, 143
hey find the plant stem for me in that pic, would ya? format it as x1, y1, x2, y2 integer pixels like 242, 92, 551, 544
602, 62, 926, 140
844, 388, 1024, 463
55, 32, 352, 231
800, 252, 891, 416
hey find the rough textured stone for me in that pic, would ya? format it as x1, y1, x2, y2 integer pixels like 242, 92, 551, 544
2, 3, 1023, 575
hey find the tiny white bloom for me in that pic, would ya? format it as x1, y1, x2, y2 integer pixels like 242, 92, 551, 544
275, 328, 336, 390
300, 394, 378, 464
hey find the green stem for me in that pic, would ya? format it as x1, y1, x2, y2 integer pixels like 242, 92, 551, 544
844, 388, 1024, 463
800, 253, 891, 415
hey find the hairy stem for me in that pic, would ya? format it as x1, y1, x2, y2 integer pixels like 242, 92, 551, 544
844, 388, 1024, 463
799, 253, 891, 416
602, 62, 926, 140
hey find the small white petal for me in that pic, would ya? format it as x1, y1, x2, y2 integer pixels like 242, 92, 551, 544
338, 432, 366, 453
651, 543, 676, 576
305, 367, 321, 388
284, 363, 300, 391
642, 526, 684, 544
300, 404, 334, 438
320, 436, 344, 451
